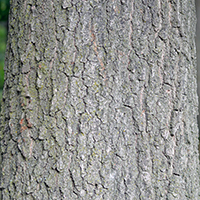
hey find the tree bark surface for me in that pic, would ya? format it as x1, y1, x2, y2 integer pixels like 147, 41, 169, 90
0, 0, 199, 199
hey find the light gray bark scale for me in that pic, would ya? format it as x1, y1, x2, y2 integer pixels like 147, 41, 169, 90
0, 0, 199, 199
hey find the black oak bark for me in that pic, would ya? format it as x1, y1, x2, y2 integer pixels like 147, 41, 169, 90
0, 0, 199, 199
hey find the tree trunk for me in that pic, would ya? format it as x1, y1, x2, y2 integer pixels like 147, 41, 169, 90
0, 0, 199, 199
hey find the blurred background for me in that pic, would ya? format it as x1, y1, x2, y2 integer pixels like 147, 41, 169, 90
0, 0, 9, 111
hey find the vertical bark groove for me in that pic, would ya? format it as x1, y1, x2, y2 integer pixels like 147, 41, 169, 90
0, 0, 199, 199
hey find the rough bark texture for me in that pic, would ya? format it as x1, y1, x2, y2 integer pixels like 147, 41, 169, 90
0, 0, 199, 199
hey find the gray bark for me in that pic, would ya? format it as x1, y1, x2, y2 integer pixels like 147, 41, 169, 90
0, 0, 199, 199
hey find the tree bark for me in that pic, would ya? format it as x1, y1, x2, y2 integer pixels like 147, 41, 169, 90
0, 0, 199, 199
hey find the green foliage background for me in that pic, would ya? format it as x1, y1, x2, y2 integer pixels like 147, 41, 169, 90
0, 0, 9, 110
0, 0, 9, 21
